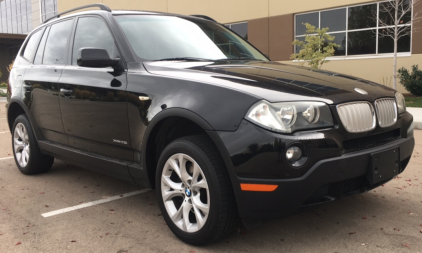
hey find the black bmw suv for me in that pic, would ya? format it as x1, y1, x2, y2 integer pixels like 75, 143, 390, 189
6, 4, 415, 245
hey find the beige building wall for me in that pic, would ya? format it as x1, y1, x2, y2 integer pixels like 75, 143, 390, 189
31, 0, 41, 29
282, 55, 422, 94
56, 0, 421, 93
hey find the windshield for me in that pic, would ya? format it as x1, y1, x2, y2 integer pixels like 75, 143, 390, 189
115, 15, 268, 61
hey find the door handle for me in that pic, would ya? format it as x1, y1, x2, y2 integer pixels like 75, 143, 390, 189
60, 88, 72, 96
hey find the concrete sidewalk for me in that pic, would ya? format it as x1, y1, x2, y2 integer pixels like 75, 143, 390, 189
407, 107, 422, 130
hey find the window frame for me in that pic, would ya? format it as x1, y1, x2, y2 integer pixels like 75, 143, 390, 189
20, 27, 45, 63
33, 25, 51, 65
293, 0, 413, 60
70, 15, 123, 67
39, 17, 75, 66
225, 21, 248, 40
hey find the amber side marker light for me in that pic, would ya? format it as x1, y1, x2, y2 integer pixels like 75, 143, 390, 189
240, 184, 278, 192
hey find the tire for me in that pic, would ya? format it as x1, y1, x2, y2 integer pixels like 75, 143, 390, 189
156, 135, 239, 245
12, 114, 54, 175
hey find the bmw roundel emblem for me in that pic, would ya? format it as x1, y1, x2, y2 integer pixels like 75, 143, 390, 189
185, 188, 191, 197
354, 88, 368, 95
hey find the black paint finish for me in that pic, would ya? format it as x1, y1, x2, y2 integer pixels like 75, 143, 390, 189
6, 9, 415, 221
23, 64, 68, 145
59, 66, 132, 161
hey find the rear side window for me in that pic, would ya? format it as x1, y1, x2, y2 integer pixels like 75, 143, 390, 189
72, 17, 118, 65
43, 19, 73, 65
34, 26, 51, 65
22, 29, 44, 62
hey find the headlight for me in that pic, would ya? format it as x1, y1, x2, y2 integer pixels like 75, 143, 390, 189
246, 101, 334, 133
395, 92, 406, 114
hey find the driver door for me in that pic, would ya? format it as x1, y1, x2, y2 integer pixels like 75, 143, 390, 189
58, 16, 132, 161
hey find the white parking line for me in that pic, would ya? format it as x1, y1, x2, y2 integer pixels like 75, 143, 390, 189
0, 131, 10, 134
41, 189, 150, 218
0, 157, 13, 160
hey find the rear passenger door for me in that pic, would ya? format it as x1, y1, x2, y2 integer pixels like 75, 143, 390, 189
59, 16, 132, 161
23, 19, 74, 145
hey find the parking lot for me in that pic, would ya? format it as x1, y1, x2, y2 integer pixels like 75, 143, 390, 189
1, 100, 422, 253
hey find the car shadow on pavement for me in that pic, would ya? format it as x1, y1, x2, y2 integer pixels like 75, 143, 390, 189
22, 159, 417, 251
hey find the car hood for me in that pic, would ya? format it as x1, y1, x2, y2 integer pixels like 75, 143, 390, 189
143, 60, 395, 104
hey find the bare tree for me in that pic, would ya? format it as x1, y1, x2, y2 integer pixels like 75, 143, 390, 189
375, 0, 421, 90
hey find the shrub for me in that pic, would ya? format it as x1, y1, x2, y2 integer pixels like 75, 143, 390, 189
398, 65, 422, 96
291, 23, 339, 69
0, 82, 7, 88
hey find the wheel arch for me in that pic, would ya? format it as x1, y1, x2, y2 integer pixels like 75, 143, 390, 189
7, 99, 43, 141
141, 108, 235, 189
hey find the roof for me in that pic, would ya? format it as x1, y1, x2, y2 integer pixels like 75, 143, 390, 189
42, 8, 215, 26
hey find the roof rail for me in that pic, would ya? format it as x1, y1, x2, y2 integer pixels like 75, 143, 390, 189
43, 3, 111, 24
191, 15, 216, 22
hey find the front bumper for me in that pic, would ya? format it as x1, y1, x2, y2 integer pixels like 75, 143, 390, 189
214, 113, 415, 220
231, 136, 414, 219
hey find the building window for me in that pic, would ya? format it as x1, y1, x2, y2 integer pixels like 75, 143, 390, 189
40, 0, 57, 22
226, 22, 248, 40
294, 1, 412, 57
0, 0, 33, 34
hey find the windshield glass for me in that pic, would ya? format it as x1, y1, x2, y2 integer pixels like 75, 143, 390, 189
115, 15, 268, 61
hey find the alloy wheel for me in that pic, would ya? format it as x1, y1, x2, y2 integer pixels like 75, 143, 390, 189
161, 153, 210, 233
13, 122, 30, 167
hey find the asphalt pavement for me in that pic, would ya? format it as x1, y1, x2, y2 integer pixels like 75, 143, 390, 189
1, 101, 422, 253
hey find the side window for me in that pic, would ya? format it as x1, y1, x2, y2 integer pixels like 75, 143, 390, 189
43, 19, 73, 65
22, 29, 44, 62
72, 17, 118, 65
34, 26, 51, 65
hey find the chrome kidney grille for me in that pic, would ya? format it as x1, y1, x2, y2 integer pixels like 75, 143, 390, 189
337, 102, 376, 133
374, 98, 397, 127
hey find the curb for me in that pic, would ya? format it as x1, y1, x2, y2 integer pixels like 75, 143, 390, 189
414, 122, 422, 130
407, 107, 422, 130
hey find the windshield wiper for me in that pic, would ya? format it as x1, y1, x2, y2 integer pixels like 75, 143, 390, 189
154, 57, 211, 62
216, 57, 264, 61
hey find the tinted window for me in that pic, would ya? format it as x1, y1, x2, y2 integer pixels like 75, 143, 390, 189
330, 32, 346, 56
72, 17, 118, 65
294, 36, 305, 54
22, 28, 43, 61
379, 0, 411, 26
43, 19, 73, 65
34, 26, 50, 65
378, 32, 411, 54
321, 8, 346, 32
295, 12, 319, 35
348, 4, 377, 30
229, 22, 248, 40
348, 30, 376, 55
294, 2, 411, 56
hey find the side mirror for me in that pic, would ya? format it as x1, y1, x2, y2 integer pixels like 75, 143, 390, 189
77, 48, 120, 68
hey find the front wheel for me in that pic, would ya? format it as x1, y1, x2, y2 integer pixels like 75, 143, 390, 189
156, 135, 238, 245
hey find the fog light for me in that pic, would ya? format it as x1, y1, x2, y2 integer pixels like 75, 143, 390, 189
286, 146, 302, 162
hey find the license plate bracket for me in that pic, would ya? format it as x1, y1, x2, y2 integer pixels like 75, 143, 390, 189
368, 147, 400, 185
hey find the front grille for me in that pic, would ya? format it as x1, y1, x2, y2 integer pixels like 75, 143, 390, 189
375, 98, 397, 127
343, 129, 401, 152
337, 102, 375, 133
